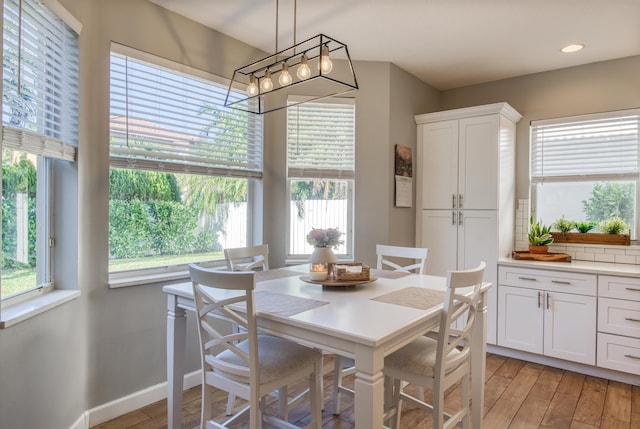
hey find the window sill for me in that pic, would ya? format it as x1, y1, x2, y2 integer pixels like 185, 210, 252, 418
109, 269, 190, 289
0, 289, 81, 329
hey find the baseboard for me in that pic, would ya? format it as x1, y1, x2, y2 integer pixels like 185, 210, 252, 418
83, 370, 201, 428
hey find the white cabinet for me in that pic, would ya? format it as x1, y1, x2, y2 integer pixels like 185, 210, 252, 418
597, 275, 640, 375
497, 266, 597, 365
415, 103, 521, 345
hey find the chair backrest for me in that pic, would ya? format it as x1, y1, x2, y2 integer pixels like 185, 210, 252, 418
224, 244, 270, 271
376, 244, 428, 274
189, 264, 260, 386
436, 261, 486, 379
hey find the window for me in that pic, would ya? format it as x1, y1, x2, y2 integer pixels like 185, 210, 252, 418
1, 0, 79, 301
530, 110, 639, 239
286, 97, 355, 261
108, 45, 263, 276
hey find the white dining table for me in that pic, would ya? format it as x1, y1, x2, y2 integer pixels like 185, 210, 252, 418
163, 265, 490, 429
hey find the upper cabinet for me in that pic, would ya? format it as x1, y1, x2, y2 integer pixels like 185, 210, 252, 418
415, 103, 522, 211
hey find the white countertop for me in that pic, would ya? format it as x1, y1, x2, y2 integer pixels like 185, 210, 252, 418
498, 257, 640, 278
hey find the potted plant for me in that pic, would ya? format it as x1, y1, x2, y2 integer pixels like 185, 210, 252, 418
528, 216, 554, 254
575, 221, 597, 233
550, 218, 630, 246
599, 217, 629, 235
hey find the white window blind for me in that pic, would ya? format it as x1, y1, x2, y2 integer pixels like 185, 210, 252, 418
531, 110, 640, 183
287, 97, 355, 180
2, 0, 78, 160
109, 50, 263, 179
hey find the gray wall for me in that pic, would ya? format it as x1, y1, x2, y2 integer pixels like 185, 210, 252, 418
1, 0, 638, 427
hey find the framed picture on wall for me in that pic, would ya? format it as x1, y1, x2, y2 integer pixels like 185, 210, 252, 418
394, 144, 413, 207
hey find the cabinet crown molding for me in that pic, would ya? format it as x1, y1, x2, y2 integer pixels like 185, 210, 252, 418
415, 102, 522, 124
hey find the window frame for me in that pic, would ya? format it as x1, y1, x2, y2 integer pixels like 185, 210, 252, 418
285, 97, 356, 262
107, 44, 264, 281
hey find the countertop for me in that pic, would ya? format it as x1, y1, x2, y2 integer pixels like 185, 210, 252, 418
498, 257, 640, 278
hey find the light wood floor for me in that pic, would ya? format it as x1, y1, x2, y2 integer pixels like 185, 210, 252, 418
91, 354, 639, 429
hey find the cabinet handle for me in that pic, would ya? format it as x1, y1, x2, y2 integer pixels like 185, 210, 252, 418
452, 211, 456, 225
452, 194, 456, 209
625, 354, 640, 360
626, 287, 640, 292
458, 211, 463, 226
551, 280, 571, 285
538, 291, 542, 308
458, 194, 463, 208
625, 317, 640, 323
518, 277, 537, 281
546, 292, 551, 310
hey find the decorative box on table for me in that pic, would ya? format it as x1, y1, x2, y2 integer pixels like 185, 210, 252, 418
333, 263, 370, 281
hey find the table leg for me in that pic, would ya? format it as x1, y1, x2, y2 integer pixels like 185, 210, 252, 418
354, 345, 386, 429
471, 289, 488, 429
167, 294, 187, 429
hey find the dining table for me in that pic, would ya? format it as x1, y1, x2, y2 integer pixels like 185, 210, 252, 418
163, 264, 491, 429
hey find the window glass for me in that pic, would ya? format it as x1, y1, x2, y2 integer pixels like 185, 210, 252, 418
108, 47, 263, 274
286, 98, 355, 260
530, 110, 639, 238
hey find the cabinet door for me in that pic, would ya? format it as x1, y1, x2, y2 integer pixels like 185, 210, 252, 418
458, 115, 499, 210
419, 120, 459, 209
421, 210, 457, 277
544, 291, 596, 365
497, 285, 544, 354
458, 210, 498, 344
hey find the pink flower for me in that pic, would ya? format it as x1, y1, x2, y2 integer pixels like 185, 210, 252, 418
306, 227, 343, 249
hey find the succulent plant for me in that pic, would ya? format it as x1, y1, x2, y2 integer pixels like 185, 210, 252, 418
575, 221, 597, 233
598, 217, 630, 235
528, 216, 554, 246
552, 216, 575, 233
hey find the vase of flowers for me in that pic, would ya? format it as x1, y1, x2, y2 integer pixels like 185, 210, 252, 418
307, 228, 342, 279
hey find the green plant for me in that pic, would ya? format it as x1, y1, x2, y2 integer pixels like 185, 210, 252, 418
528, 216, 554, 246
575, 221, 597, 233
598, 217, 630, 235
552, 216, 575, 233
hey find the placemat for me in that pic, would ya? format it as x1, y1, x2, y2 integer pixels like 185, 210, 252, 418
254, 269, 302, 282
251, 290, 329, 317
371, 287, 445, 310
370, 269, 412, 279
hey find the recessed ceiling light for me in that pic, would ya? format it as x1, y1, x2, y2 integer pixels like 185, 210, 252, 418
561, 44, 585, 53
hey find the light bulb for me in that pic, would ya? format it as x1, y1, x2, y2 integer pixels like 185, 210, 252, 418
246, 75, 259, 96
279, 62, 292, 86
320, 45, 333, 74
297, 54, 311, 80
260, 68, 273, 92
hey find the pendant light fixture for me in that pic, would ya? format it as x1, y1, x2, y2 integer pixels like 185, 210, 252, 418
224, 0, 358, 115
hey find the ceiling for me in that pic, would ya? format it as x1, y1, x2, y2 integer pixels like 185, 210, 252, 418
149, 0, 640, 91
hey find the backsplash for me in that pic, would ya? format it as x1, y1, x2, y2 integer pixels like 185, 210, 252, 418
515, 199, 640, 265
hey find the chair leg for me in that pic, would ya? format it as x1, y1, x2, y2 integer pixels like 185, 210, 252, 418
225, 393, 235, 415
461, 373, 470, 429
433, 379, 445, 429
332, 355, 344, 415
201, 382, 212, 429
310, 358, 323, 428
278, 386, 288, 420
392, 378, 402, 429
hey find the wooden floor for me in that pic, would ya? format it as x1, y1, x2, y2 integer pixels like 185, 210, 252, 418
92, 354, 639, 429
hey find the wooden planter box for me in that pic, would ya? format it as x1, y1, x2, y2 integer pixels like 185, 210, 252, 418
551, 232, 630, 246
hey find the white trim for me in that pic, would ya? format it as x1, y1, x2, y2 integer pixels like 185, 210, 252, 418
88, 370, 202, 427
42, 0, 82, 33
68, 411, 89, 429
531, 107, 640, 127
0, 289, 80, 328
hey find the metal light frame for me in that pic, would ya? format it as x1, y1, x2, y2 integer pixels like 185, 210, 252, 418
224, 34, 358, 114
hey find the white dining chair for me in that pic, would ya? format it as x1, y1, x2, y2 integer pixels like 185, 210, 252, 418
224, 244, 270, 271
332, 244, 429, 414
382, 261, 486, 429
376, 244, 428, 274
189, 264, 323, 429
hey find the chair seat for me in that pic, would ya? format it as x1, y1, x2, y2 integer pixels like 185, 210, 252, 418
214, 335, 322, 385
385, 337, 462, 378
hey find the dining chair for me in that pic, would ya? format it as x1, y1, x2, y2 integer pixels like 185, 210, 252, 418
382, 261, 486, 429
376, 244, 428, 274
189, 264, 323, 429
331, 244, 429, 414
224, 244, 270, 271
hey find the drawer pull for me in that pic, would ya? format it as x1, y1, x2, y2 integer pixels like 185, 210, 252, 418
518, 277, 537, 281
626, 287, 640, 292
625, 317, 640, 323
538, 291, 542, 308
546, 292, 551, 310
624, 354, 640, 360
551, 280, 571, 285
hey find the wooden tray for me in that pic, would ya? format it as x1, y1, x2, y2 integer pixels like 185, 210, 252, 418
299, 275, 378, 287
512, 250, 572, 262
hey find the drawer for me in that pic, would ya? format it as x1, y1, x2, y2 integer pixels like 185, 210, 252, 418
598, 297, 640, 338
597, 333, 640, 375
599, 275, 640, 302
498, 266, 596, 296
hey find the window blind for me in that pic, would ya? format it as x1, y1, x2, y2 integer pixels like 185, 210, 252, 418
2, 0, 78, 160
287, 97, 355, 180
109, 51, 263, 179
531, 110, 640, 183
